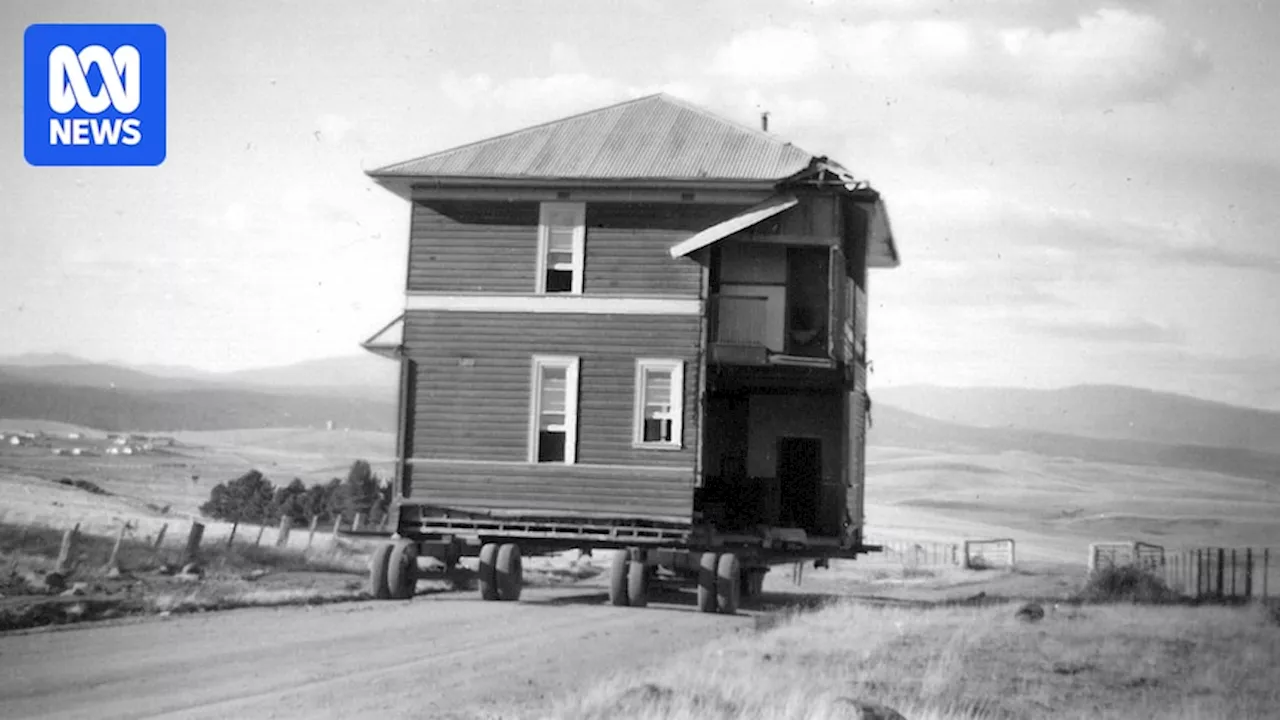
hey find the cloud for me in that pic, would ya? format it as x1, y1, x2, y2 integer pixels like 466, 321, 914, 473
715, 8, 1210, 106
1016, 314, 1184, 345
709, 24, 824, 83
438, 71, 639, 119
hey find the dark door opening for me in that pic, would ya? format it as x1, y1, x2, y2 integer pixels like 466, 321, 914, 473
777, 436, 822, 531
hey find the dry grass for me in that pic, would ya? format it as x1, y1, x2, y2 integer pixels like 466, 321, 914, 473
0, 520, 368, 578
538, 600, 1280, 720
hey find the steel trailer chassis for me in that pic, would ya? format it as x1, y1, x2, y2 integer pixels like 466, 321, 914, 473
361, 506, 880, 615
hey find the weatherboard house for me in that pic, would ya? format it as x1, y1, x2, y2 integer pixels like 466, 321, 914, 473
360, 94, 900, 607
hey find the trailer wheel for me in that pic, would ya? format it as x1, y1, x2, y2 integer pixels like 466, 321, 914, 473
387, 541, 419, 600
609, 550, 629, 607
627, 560, 648, 608
717, 553, 741, 615
368, 543, 393, 600
495, 543, 523, 602
696, 552, 719, 613
478, 543, 500, 601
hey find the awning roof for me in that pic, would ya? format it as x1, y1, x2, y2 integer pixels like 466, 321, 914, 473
360, 314, 404, 360
667, 194, 799, 258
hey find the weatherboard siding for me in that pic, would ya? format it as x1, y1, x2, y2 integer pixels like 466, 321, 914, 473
399, 310, 701, 518
407, 200, 741, 296
583, 203, 743, 296
407, 201, 540, 294
405, 461, 694, 521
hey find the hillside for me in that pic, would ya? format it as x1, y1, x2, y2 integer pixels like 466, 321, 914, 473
0, 371, 396, 433
875, 384, 1280, 455
0, 354, 398, 401
868, 403, 1280, 485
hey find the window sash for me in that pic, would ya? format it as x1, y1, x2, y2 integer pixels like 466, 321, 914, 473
537, 202, 585, 294
529, 355, 579, 464
633, 359, 683, 447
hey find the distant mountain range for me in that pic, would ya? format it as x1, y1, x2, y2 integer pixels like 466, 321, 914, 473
875, 385, 1280, 456
2, 354, 1279, 484
0, 353, 398, 433
0, 353, 399, 399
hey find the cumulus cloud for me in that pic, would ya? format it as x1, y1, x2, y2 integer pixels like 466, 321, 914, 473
715, 8, 1210, 106
1016, 314, 1184, 345
709, 23, 825, 83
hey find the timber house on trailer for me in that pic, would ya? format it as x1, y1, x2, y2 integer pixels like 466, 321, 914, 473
361, 93, 900, 613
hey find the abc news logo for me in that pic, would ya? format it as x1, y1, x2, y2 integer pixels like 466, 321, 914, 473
24, 24, 167, 167
48, 44, 143, 146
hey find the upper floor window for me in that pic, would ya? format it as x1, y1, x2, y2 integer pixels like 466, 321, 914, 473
633, 359, 684, 449
537, 202, 585, 294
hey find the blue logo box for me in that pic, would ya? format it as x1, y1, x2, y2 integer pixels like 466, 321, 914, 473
24, 23, 167, 167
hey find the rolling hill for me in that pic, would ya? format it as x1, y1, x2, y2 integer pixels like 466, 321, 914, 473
0, 370, 396, 433
868, 403, 1280, 485
875, 384, 1280, 456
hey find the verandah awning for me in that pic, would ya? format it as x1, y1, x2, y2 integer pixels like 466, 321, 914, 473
667, 194, 799, 259
360, 313, 404, 360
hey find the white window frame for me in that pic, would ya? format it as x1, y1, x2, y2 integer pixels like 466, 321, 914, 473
632, 359, 684, 449
535, 202, 586, 295
528, 354, 580, 464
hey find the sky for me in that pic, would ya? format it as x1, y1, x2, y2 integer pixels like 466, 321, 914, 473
1, 0, 1278, 409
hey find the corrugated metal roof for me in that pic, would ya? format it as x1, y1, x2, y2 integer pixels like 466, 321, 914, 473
369, 94, 818, 182
668, 194, 799, 258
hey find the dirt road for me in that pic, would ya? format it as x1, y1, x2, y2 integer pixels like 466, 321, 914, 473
0, 586, 753, 720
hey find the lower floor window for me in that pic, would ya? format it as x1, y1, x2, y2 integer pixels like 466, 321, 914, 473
634, 359, 684, 448
530, 355, 579, 464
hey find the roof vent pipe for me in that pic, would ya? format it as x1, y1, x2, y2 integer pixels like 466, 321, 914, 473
761, 111, 770, 132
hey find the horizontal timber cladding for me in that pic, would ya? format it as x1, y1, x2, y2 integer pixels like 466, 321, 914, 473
407, 200, 746, 296
582, 203, 745, 296
405, 461, 693, 522
402, 310, 702, 468
408, 201, 539, 293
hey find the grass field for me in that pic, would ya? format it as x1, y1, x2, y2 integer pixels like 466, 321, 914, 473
546, 594, 1280, 720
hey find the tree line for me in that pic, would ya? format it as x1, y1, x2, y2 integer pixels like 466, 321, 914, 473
199, 459, 394, 527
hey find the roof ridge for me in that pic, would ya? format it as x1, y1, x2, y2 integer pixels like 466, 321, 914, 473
369, 93, 668, 176
652, 92, 816, 157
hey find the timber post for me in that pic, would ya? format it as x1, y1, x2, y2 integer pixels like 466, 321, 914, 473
183, 521, 205, 565
276, 516, 293, 548
55, 526, 78, 574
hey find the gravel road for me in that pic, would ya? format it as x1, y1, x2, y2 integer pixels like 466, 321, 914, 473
0, 586, 753, 720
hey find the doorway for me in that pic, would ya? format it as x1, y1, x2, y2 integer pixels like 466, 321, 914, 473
777, 436, 822, 531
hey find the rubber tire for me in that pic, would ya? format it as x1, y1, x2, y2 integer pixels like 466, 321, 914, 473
697, 552, 719, 614
717, 553, 741, 615
495, 543, 523, 602
387, 541, 419, 600
609, 550, 630, 607
368, 543, 393, 600
478, 543, 500, 601
627, 560, 648, 608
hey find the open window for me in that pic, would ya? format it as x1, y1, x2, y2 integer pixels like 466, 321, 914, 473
529, 355, 580, 464
537, 202, 585, 294
633, 359, 684, 448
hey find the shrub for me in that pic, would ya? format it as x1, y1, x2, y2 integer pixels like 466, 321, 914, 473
1078, 564, 1182, 604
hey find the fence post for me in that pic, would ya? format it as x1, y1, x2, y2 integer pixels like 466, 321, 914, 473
254, 524, 266, 546
1264, 548, 1270, 599
1216, 548, 1225, 600
227, 520, 239, 548
1245, 548, 1253, 600
106, 522, 127, 570
153, 522, 168, 550
332, 515, 342, 541
1231, 549, 1238, 599
55, 526, 78, 573
276, 516, 293, 548
307, 515, 319, 549
1195, 549, 1202, 599
183, 521, 205, 565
